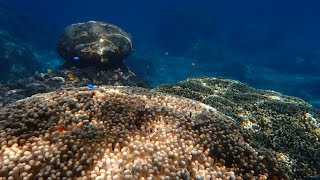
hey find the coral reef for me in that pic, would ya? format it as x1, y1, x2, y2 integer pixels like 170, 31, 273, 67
0, 86, 290, 179
0, 67, 148, 109
0, 30, 40, 82
57, 21, 133, 69
156, 77, 320, 178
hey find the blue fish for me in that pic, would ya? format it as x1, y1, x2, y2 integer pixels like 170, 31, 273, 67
87, 83, 94, 89
73, 56, 80, 61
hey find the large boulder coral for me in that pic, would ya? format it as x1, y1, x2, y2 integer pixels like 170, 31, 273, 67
0, 30, 40, 83
156, 77, 320, 178
56, 21, 133, 69
0, 86, 290, 179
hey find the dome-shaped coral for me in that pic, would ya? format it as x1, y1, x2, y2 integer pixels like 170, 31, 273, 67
0, 86, 288, 179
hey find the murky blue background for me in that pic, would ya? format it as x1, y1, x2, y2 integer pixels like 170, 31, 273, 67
1, 0, 320, 107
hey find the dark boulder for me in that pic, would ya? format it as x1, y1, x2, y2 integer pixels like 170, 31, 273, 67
57, 21, 133, 69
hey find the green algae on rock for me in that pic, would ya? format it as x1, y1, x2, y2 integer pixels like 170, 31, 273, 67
0, 86, 288, 179
156, 77, 320, 178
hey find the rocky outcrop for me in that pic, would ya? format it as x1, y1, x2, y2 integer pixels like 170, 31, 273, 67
57, 21, 133, 69
0, 67, 148, 108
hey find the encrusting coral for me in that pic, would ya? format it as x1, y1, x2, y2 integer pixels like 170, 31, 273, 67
0, 86, 288, 179
156, 77, 320, 178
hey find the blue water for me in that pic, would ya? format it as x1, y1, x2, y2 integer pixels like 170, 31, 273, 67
1, 0, 320, 107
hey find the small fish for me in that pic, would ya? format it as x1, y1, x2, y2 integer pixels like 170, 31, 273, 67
67, 72, 76, 79
73, 56, 80, 61
164, 51, 169, 56
191, 63, 196, 66
47, 69, 53, 73
71, 66, 77, 70
55, 125, 66, 132
87, 83, 94, 89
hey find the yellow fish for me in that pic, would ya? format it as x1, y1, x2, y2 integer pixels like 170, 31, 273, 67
67, 72, 76, 79
47, 69, 53, 73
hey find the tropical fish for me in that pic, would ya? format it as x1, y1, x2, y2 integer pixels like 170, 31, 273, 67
47, 69, 53, 73
191, 62, 196, 66
73, 56, 80, 61
67, 72, 76, 79
87, 83, 94, 89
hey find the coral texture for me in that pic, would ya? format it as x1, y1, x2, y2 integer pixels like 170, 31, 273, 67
0, 86, 287, 179
157, 77, 320, 178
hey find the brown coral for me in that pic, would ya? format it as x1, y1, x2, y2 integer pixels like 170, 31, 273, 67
0, 86, 287, 179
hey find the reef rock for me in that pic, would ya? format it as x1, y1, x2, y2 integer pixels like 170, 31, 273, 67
0, 67, 148, 109
0, 86, 289, 179
0, 30, 40, 82
57, 21, 133, 69
156, 77, 320, 178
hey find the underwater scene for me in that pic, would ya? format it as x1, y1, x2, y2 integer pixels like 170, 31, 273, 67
0, 0, 319, 179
